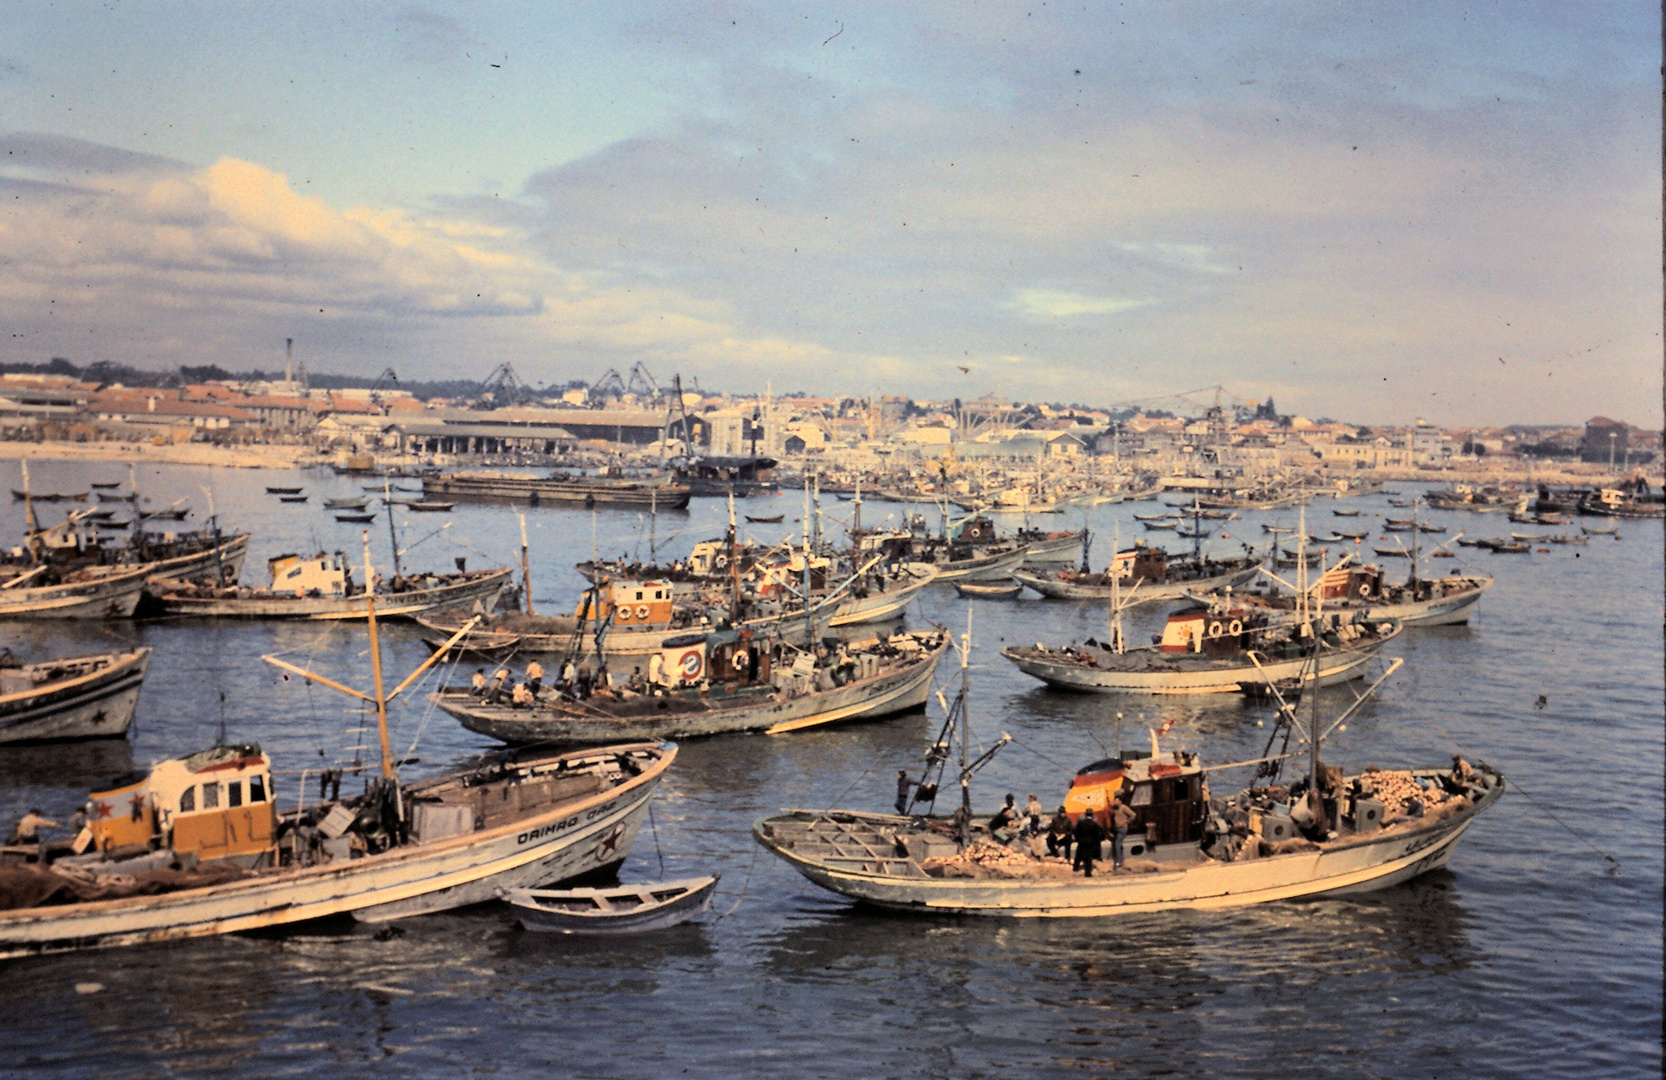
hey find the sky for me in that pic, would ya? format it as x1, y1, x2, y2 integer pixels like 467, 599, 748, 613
0, 2, 1659, 427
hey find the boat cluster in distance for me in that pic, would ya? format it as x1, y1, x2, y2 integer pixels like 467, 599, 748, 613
0, 455, 1653, 953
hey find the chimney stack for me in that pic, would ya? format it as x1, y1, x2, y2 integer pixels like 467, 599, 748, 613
285, 338, 293, 384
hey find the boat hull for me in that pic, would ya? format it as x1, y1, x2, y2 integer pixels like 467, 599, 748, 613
827, 570, 935, 626
754, 772, 1502, 916
504, 875, 719, 933
917, 545, 1029, 583
0, 649, 151, 743
424, 473, 692, 509
0, 743, 674, 956
0, 565, 152, 620
434, 638, 946, 743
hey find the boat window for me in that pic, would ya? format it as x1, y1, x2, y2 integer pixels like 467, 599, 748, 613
249, 775, 267, 803
201, 782, 220, 809
179, 786, 195, 813
227, 781, 243, 808
1130, 783, 1153, 806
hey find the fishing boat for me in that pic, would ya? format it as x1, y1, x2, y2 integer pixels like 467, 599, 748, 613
1132, 512, 1171, 522
1013, 544, 1261, 604
1579, 524, 1618, 536
1371, 546, 1410, 558
431, 628, 950, 744
1235, 561, 1492, 627
279, 495, 309, 503
13, 490, 88, 503
0, 649, 151, 743
745, 514, 785, 524
1015, 526, 1089, 566
335, 512, 377, 524
147, 548, 511, 620
89, 482, 122, 490
502, 874, 719, 934
138, 507, 190, 522
1332, 509, 1362, 517
406, 501, 453, 513
1142, 519, 1179, 531
0, 564, 154, 619
423, 471, 693, 509
953, 580, 1022, 600
0, 582, 677, 957
265, 486, 302, 495
323, 497, 369, 511
756, 633, 1503, 917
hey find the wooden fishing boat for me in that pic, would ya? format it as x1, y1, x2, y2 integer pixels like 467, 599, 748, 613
502, 874, 719, 934
1016, 527, 1089, 566
0, 564, 153, 620
1232, 564, 1493, 627
138, 508, 189, 522
1132, 512, 1171, 522
0, 649, 151, 743
1372, 546, 1409, 558
745, 514, 785, 524
1013, 547, 1261, 604
953, 580, 1022, 600
0, 737, 676, 957
760, 629, 1502, 917
147, 552, 512, 620
335, 512, 376, 523
13, 490, 88, 502
406, 501, 453, 512
323, 497, 369, 511
279, 495, 309, 503
756, 759, 1503, 917
1579, 524, 1618, 536
1332, 509, 1362, 517
1004, 610, 1400, 695
431, 630, 949, 744
1142, 520, 1178, 531
265, 486, 302, 495
89, 482, 123, 490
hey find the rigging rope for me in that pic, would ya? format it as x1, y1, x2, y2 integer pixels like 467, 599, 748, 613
716, 842, 760, 920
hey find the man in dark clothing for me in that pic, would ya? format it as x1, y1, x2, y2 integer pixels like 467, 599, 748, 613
895, 771, 919, 815
1073, 812, 1107, 876
1045, 807, 1073, 859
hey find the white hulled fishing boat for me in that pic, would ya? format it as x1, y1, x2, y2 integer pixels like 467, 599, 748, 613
755, 621, 1503, 916
0, 649, 152, 743
0, 537, 675, 957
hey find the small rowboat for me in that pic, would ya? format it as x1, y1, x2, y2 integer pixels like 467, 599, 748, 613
1332, 509, 1361, 517
90, 482, 123, 490
1141, 520, 1178, 531
1579, 524, 1618, 536
139, 508, 190, 521
954, 580, 1022, 600
502, 875, 720, 934
406, 502, 454, 513
745, 514, 785, 524
279, 495, 309, 504
323, 497, 369, 511
266, 486, 303, 495
1132, 512, 1170, 521
96, 492, 134, 503
335, 512, 377, 523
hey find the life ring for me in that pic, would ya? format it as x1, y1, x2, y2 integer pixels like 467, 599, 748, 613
678, 649, 704, 681
636, 604, 650, 619
731, 650, 748, 672
1228, 619, 1242, 635
1208, 621, 1223, 638
1357, 582, 1372, 599
616, 605, 632, 621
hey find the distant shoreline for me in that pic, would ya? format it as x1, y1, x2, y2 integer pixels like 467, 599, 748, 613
0, 437, 1654, 488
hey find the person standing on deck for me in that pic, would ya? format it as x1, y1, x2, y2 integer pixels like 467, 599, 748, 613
525, 660, 544, 695
8, 809, 57, 846
1109, 789, 1139, 870
895, 771, 920, 814
1072, 811, 1106, 876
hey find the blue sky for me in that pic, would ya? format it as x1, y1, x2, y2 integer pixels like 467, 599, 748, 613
0, 2, 1658, 425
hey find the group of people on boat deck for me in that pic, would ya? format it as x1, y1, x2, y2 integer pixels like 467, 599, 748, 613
981, 788, 1144, 876
470, 660, 571, 707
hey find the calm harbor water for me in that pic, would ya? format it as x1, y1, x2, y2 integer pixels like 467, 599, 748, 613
0, 460, 1660, 1079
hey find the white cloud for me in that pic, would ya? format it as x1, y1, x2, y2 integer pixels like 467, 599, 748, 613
1006, 288, 1152, 320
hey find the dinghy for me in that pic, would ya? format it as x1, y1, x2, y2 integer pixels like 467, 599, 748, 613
502, 875, 720, 934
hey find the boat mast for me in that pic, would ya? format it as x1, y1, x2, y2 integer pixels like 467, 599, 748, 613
383, 477, 403, 580
802, 480, 814, 648
1408, 493, 1421, 588
1191, 496, 1203, 563
361, 531, 395, 781
1109, 524, 1125, 654
958, 608, 972, 848
648, 484, 658, 563
852, 475, 862, 534
727, 491, 742, 621
518, 511, 535, 615
19, 461, 37, 563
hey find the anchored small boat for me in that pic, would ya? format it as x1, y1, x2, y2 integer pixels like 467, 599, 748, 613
0, 564, 154, 620
954, 580, 1022, 600
335, 512, 376, 524
502, 875, 719, 934
265, 487, 302, 495
323, 497, 369, 511
745, 514, 785, 524
279, 495, 309, 503
1013, 544, 1261, 604
406, 502, 453, 513
0, 648, 151, 743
